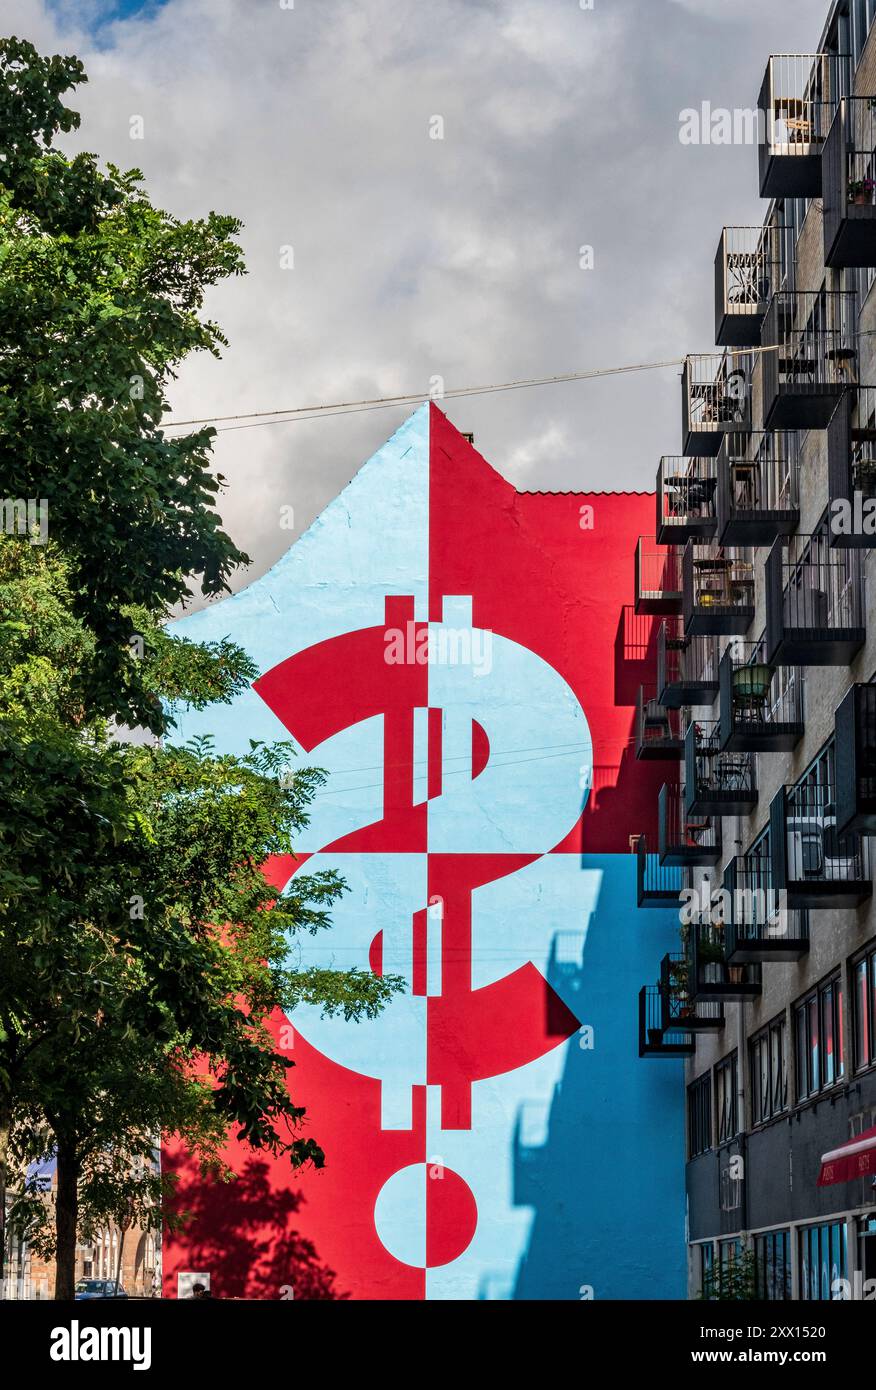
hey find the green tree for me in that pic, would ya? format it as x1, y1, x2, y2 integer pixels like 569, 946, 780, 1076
0, 37, 403, 1300
0, 539, 402, 1298
699, 1249, 759, 1301
0, 35, 248, 731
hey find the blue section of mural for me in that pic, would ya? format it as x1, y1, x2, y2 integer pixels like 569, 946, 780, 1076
428, 855, 686, 1301
170, 406, 429, 851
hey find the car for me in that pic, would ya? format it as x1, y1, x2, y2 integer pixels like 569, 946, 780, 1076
74, 1278, 128, 1300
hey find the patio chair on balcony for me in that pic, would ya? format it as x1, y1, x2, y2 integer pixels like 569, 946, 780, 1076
730, 459, 759, 510
684, 814, 713, 846
711, 753, 751, 792
776, 97, 817, 145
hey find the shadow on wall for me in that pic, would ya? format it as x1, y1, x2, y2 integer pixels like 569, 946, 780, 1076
501, 868, 686, 1301
615, 605, 658, 707
166, 1154, 348, 1300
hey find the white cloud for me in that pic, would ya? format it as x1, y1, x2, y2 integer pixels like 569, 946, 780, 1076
5, 0, 830, 590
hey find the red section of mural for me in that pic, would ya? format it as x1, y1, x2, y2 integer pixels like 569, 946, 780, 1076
253, 599, 429, 854
164, 408, 665, 1299
164, 1027, 427, 1301
426, 1168, 478, 1267
428, 403, 665, 851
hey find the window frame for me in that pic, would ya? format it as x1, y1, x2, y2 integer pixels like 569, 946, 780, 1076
750, 1015, 788, 1125
853, 943, 876, 1072
687, 1072, 712, 1158
715, 1051, 739, 1144
794, 973, 844, 1101
753, 1229, 791, 1301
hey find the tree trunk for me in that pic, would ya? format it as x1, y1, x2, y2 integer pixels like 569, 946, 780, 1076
54, 1135, 79, 1301
114, 1225, 126, 1295
0, 1100, 10, 1301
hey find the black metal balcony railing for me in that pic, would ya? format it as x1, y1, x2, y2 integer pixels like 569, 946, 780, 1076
682, 541, 755, 637
687, 923, 762, 1002
722, 856, 809, 964
658, 782, 722, 866
761, 291, 858, 430
765, 534, 865, 666
715, 431, 800, 546
835, 683, 876, 837
635, 687, 686, 761
714, 225, 793, 348
718, 643, 803, 753
656, 457, 718, 545
684, 720, 757, 816
659, 953, 724, 1033
682, 354, 751, 457
827, 389, 876, 549
638, 984, 694, 1058
634, 538, 682, 615
758, 53, 850, 198
823, 98, 876, 268
636, 834, 684, 907
656, 618, 718, 708
769, 782, 871, 909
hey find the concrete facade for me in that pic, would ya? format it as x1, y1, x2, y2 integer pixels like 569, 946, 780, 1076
677, 3, 876, 1302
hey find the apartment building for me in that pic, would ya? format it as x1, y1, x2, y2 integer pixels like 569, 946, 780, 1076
636, 0, 876, 1301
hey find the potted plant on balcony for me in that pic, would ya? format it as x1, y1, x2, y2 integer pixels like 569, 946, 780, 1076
667, 955, 695, 1021
848, 176, 875, 206
696, 931, 726, 966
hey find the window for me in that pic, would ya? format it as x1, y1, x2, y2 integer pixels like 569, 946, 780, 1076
688, 1072, 712, 1158
698, 1242, 715, 1297
715, 1052, 738, 1143
853, 944, 876, 1071
753, 1230, 791, 1300
799, 1220, 848, 1301
750, 1016, 787, 1124
795, 974, 844, 1100
852, 0, 876, 69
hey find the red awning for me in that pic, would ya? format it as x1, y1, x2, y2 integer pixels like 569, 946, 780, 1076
818, 1125, 876, 1186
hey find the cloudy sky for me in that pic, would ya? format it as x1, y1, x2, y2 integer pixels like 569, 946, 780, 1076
11, 0, 829, 589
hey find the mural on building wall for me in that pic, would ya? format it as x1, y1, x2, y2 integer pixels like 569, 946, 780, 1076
163, 402, 686, 1300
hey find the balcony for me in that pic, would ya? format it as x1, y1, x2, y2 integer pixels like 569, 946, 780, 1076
688, 923, 762, 1002
835, 683, 876, 836
823, 98, 876, 268
722, 856, 809, 963
761, 291, 858, 430
684, 720, 757, 816
714, 225, 791, 348
656, 457, 717, 545
638, 984, 694, 1058
682, 353, 751, 457
769, 782, 871, 909
718, 643, 803, 753
765, 534, 865, 666
758, 53, 849, 198
636, 834, 684, 907
657, 619, 719, 709
634, 538, 682, 615
658, 782, 721, 866
659, 953, 724, 1034
715, 431, 800, 546
827, 389, 876, 549
682, 541, 755, 636
635, 687, 685, 760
